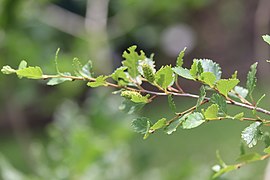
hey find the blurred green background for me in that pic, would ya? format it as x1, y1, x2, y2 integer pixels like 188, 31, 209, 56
0, 0, 270, 179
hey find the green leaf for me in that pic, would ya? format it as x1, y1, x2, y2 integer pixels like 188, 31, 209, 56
122, 45, 146, 78
246, 62, 258, 97
233, 112, 244, 120
164, 114, 188, 134
72, 58, 93, 78
54, 48, 61, 74
204, 104, 219, 119
155, 65, 174, 89
263, 35, 270, 45
195, 59, 222, 80
212, 165, 237, 179
216, 150, 227, 167
263, 132, 270, 148
168, 94, 177, 112
143, 121, 151, 139
176, 47, 186, 67
190, 60, 203, 78
150, 118, 166, 131
210, 93, 227, 114
264, 146, 270, 154
252, 94, 266, 115
121, 91, 149, 103
131, 117, 151, 134
111, 66, 129, 86
1, 65, 16, 74
196, 86, 206, 109
216, 78, 239, 97
16, 66, 43, 79
87, 75, 108, 87
119, 99, 145, 114
172, 67, 195, 80
182, 112, 205, 129
199, 72, 216, 87
47, 77, 72, 86
236, 153, 262, 163
18, 60, 27, 70
241, 122, 262, 148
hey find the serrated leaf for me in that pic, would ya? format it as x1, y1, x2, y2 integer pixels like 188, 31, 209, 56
47, 77, 72, 85
111, 66, 129, 86
16, 66, 43, 79
199, 72, 216, 87
119, 99, 145, 114
1, 65, 16, 74
196, 86, 206, 109
121, 91, 149, 103
150, 118, 166, 131
122, 45, 146, 78
233, 112, 244, 120
87, 75, 108, 87
210, 93, 227, 114
172, 67, 195, 80
18, 60, 27, 70
212, 165, 237, 179
190, 60, 203, 78
143, 121, 151, 139
73, 59, 93, 78
131, 117, 151, 134
204, 104, 219, 119
246, 62, 257, 97
176, 47, 186, 67
216, 79, 239, 97
164, 114, 188, 134
195, 59, 222, 80
236, 153, 262, 163
241, 122, 262, 148
155, 65, 174, 89
168, 94, 177, 112
182, 112, 205, 129
263, 35, 270, 45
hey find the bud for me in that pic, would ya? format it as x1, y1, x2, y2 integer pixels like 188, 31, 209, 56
1, 65, 16, 74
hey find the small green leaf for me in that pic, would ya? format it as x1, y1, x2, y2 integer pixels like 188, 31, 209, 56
233, 112, 244, 120
182, 112, 205, 129
263, 35, 270, 45
143, 121, 151, 139
138, 58, 156, 83
164, 114, 188, 134
122, 45, 146, 78
111, 66, 129, 86
1, 65, 16, 74
155, 65, 174, 89
216, 78, 239, 97
176, 47, 186, 67
195, 59, 222, 80
16, 66, 43, 79
172, 67, 195, 80
241, 122, 262, 148
204, 104, 219, 119
210, 93, 227, 114
264, 146, 270, 154
252, 94, 266, 115
229, 86, 248, 99
47, 78, 72, 85
18, 60, 27, 70
190, 60, 203, 78
199, 72, 216, 87
121, 91, 149, 103
81, 61, 93, 78
54, 48, 61, 74
87, 75, 108, 87
150, 118, 166, 131
196, 86, 206, 109
119, 99, 145, 114
168, 94, 177, 112
246, 62, 258, 97
131, 117, 151, 134
216, 150, 227, 167
236, 153, 262, 163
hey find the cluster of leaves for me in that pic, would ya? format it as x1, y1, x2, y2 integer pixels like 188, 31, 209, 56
2, 35, 270, 179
